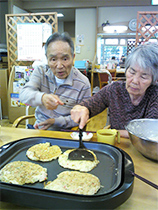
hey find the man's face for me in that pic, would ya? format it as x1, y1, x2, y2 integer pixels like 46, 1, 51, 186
47, 40, 74, 79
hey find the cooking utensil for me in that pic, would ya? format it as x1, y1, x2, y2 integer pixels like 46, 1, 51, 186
125, 119, 158, 161
0, 137, 134, 209
61, 125, 111, 133
61, 129, 96, 133
129, 171, 158, 190
68, 128, 95, 161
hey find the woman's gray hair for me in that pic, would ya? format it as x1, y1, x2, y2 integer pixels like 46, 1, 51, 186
125, 43, 158, 85
45, 32, 74, 57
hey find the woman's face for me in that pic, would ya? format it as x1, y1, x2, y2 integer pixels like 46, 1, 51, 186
126, 63, 152, 98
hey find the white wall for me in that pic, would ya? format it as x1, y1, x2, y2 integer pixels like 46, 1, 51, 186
2, 3, 158, 59
13, 5, 27, 14
58, 21, 64, 33
75, 6, 158, 62
98, 6, 158, 26
75, 8, 96, 61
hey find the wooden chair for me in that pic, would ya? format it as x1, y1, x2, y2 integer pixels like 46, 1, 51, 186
12, 106, 35, 128
12, 113, 35, 128
12, 108, 110, 131
98, 69, 116, 89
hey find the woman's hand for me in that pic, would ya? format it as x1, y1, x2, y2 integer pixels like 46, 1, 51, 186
71, 105, 89, 129
42, 93, 64, 110
34, 118, 55, 130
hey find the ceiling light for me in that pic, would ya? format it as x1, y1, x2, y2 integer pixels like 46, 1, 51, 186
151, 0, 158, 5
103, 25, 128, 33
57, 13, 64, 17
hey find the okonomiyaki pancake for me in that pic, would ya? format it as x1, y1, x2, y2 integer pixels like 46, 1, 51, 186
0, 161, 47, 185
44, 171, 101, 195
26, 142, 62, 162
58, 149, 99, 172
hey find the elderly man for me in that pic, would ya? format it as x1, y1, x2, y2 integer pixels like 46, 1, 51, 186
20, 32, 91, 130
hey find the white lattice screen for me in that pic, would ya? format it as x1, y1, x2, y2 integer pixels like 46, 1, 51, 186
136, 11, 158, 46
5, 12, 58, 74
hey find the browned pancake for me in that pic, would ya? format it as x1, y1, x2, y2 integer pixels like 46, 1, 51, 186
58, 149, 99, 172
44, 171, 100, 195
0, 161, 47, 185
26, 142, 62, 162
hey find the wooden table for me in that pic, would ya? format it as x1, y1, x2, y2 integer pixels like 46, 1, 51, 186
116, 67, 125, 74
0, 127, 158, 209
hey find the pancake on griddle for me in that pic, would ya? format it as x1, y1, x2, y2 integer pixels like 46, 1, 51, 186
26, 142, 62, 162
58, 149, 99, 172
44, 171, 100, 195
0, 161, 47, 185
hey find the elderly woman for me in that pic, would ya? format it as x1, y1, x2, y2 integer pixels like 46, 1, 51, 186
71, 43, 158, 138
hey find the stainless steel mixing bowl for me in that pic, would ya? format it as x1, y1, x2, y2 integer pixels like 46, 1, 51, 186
125, 119, 158, 161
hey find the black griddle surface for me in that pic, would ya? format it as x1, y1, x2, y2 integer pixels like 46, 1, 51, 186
0, 137, 134, 209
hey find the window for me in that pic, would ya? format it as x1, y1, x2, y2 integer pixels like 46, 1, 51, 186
105, 39, 118, 45
97, 37, 127, 66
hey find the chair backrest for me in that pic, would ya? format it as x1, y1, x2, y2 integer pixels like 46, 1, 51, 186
108, 69, 116, 78
98, 72, 109, 88
98, 69, 116, 89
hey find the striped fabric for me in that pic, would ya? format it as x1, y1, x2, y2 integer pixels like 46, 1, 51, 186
81, 81, 158, 130
20, 65, 91, 129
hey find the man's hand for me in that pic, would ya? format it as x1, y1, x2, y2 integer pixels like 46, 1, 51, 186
71, 105, 89, 129
34, 118, 55, 130
42, 93, 64, 110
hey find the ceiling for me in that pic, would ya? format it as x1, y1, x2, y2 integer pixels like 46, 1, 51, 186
16, 0, 154, 22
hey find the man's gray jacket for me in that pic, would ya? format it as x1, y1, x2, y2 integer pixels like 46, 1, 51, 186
19, 65, 91, 130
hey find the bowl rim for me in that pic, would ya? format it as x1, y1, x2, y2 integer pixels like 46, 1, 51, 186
125, 118, 158, 143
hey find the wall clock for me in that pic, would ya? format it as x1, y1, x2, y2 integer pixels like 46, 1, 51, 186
128, 19, 137, 31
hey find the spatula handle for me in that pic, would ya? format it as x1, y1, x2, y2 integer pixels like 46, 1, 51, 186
79, 128, 85, 149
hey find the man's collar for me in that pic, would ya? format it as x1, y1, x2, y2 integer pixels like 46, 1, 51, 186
45, 66, 74, 86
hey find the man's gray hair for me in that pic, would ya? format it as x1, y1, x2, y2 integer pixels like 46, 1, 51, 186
125, 43, 158, 85
45, 32, 74, 57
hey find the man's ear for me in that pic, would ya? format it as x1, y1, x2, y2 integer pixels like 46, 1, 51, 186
73, 54, 75, 66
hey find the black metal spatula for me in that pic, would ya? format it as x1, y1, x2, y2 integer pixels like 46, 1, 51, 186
68, 128, 94, 161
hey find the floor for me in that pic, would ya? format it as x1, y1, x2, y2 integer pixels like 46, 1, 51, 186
0, 109, 107, 131
0, 118, 25, 128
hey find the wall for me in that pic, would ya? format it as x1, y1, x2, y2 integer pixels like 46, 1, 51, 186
2, 4, 158, 60
64, 21, 75, 37
0, 2, 8, 44
13, 5, 27, 14
98, 5, 158, 26
75, 5, 158, 62
58, 21, 64, 33
75, 8, 96, 61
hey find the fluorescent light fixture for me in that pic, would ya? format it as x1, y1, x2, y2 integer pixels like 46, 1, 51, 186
103, 25, 128, 33
57, 13, 64, 17
151, 0, 158, 5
